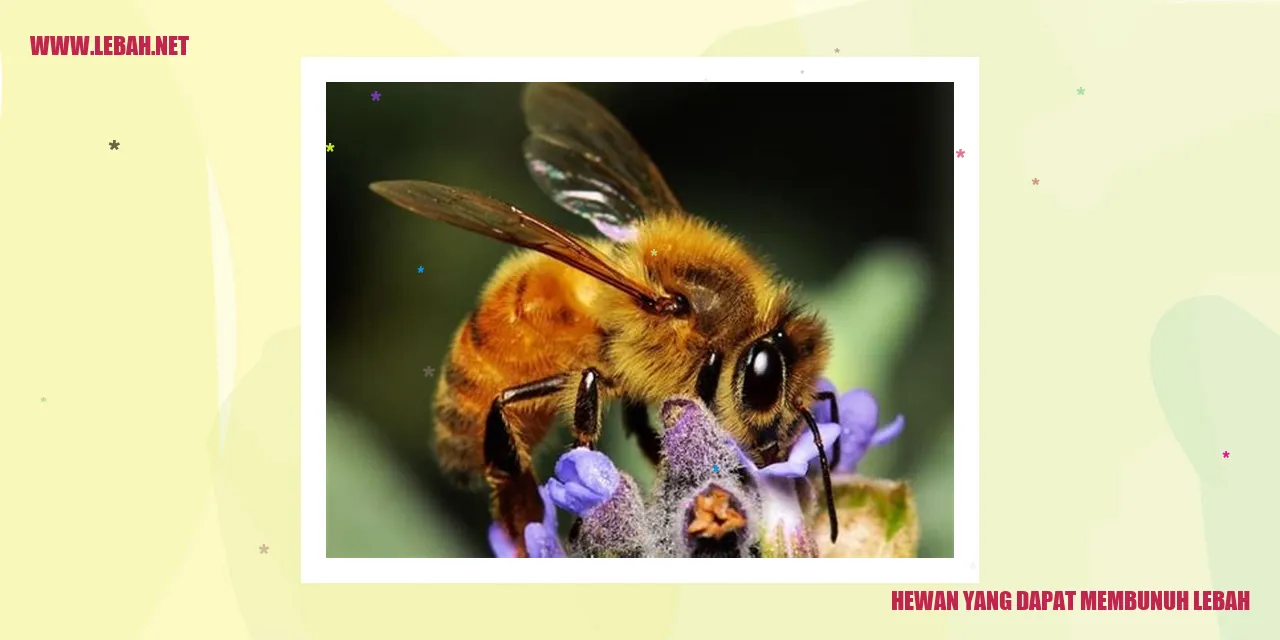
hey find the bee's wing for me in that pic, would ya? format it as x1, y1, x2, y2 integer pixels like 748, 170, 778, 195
521, 83, 682, 243
370, 180, 667, 307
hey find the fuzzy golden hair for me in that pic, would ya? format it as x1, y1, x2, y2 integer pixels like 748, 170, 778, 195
591, 213, 832, 462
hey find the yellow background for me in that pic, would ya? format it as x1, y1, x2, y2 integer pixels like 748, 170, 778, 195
1, 0, 1275, 638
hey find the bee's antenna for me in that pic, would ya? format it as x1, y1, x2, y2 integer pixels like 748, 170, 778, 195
799, 407, 838, 544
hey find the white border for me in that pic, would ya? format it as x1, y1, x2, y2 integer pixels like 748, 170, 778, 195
301, 57, 978, 583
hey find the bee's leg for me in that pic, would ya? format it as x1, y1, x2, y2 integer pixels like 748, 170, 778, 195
570, 368, 604, 448
815, 391, 840, 423
622, 400, 663, 465
815, 391, 841, 467
485, 374, 568, 557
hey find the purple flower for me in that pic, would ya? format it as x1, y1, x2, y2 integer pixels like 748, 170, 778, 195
733, 421, 842, 479
812, 378, 905, 474
484, 380, 905, 558
487, 522, 517, 559
488, 484, 564, 558
523, 519, 563, 558
546, 447, 620, 515
654, 398, 758, 557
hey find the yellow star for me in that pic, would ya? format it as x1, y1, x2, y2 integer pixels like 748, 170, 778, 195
325, 143, 334, 152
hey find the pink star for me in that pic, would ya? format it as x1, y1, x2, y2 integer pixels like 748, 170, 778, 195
1032, 178, 1040, 185
1222, 450, 1229, 459
956, 149, 965, 158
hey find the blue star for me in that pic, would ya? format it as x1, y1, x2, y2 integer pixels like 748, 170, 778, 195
712, 464, 721, 473
417, 266, 424, 274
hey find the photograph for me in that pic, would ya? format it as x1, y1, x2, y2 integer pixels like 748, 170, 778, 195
316, 66, 965, 571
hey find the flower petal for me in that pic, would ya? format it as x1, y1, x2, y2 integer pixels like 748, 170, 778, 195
758, 460, 810, 478
834, 436, 870, 474
810, 378, 839, 423
838, 389, 881, 436
523, 522, 565, 558
786, 421, 842, 466
488, 523, 518, 558
547, 477, 610, 515
870, 414, 906, 447
538, 484, 558, 531
547, 448, 619, 515
761, 421, 839, 478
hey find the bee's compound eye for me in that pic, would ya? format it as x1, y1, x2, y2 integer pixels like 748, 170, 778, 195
741, 341, 784, 412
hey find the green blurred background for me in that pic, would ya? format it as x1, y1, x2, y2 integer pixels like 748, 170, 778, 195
325, 82, 955, 558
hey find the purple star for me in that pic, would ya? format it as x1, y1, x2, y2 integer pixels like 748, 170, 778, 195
371, 91, 381, 102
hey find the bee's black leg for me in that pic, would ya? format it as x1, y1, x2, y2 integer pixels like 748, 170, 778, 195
815, 390, 842, 468
484, 374, 568, 557
622, 400, 663, 465
570, 368, 604, 448
816, 391, 840, 424
799, 407, 839, 544
485, 375, 568, 477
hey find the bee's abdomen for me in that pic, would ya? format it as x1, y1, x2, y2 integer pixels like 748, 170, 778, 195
431, 253, 603, 488
432, 366, 488, 488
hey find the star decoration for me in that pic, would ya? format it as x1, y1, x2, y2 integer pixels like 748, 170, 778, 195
1077, 87, 1085, 96
371, 90, 381, 101
259, 544, 269, 554
40, 397, 46, 403
650, 249, 657, 257
1032, 178, 1040, 185
108, 140, 120, 150
834, 48, 840, 54
417, 265, 424, 274
956, 149, 965, 158
423, 366, 436, 378
326, 143, 334, 152
712, 464, 721, 473
1222, 450, 1229, 459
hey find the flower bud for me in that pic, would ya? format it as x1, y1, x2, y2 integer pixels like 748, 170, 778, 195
811, 476, 919, 558
570, 472, 651, 558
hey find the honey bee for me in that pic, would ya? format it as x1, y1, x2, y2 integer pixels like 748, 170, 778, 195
370, 83, 841, 557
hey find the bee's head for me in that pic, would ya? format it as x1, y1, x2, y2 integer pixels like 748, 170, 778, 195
711, 307, 830, 465
597, 214, 831, 462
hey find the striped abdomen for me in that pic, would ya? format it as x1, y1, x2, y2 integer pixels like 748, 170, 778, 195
432, 251, 604, 488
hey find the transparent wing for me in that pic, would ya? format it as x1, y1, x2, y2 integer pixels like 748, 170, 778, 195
369, 180, 675, 311
521, 83, 682, 242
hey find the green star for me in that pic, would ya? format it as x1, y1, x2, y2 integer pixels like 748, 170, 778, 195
326, 143, 334, 152
1077, 87, 1085, 96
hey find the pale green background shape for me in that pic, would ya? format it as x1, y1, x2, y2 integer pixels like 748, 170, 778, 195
2, 0, 1278, 638
1152, 296, 1277, 640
